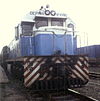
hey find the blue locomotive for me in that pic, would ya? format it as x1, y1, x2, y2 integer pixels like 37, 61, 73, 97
1, 5, 89, 90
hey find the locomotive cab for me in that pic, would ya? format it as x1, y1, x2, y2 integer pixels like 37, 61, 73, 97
33, 16, 75, 55
14, 6, 77, 57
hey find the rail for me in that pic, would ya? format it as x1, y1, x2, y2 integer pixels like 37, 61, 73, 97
7, 79, 98, 101
89, 72, 100, 79
67, 89, 97, 101
89, 58, 100, 67
23, 89, 97, 101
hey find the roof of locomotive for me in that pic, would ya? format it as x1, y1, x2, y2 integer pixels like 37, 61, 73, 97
22, 5, 67, 23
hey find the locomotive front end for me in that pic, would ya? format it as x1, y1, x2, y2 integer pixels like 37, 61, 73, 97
22, 6, 89, 90
2, 5, 89, 92
24, 55, 89, 90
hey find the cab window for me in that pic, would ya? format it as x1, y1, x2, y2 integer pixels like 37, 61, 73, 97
35, 17, 48, 28
51, 18, 64, 26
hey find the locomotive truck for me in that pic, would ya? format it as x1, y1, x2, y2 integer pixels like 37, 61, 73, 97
0, 5, 89, 91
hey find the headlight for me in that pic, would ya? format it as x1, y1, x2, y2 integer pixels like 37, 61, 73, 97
51, 10, 56, 16
45, 10, 50, 15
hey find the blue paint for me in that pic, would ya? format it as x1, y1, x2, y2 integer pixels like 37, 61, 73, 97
9, 33, 77, 58
20, 36, 34, 56
33, 33, 75, 55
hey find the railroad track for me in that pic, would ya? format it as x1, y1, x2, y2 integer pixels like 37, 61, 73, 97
7, 80, 98, 101
66, 89, 97, 101
89, 72, 100, 79
24, 89, 97, 101
89, 81, 100, 87
52, 89, 97, 101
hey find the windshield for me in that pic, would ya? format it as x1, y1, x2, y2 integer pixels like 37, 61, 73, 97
35, 17, 48, 28
51, 18, 64, 26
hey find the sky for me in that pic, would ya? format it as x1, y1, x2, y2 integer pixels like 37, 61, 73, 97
0, 0, 100, 51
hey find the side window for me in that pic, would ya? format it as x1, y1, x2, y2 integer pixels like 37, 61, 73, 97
15, 26, 19, 40
21, 22, 34, 35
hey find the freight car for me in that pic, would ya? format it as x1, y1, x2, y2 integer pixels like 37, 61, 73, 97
1, 5, 89, 91
77, 45, 100, 67
77, 45, 100, 58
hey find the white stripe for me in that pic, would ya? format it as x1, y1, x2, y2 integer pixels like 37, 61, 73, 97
34, 32, 53, 37
55, 60, 61, 63
36, 57, 43, 62
77, 61, 82, 66
47, 76, 52, 80
83, 57, 89, 66
84, 61, 89, 67
78, 60, 88, 68
29, 58, 35, 62
75, 65, 89, 79
24, 65, 40, 83
26, 73, 40, 87
25, 61, 44, 82
24, 62, 37, 76
24, 69, 30, 76
79, 57, 88, 67
39, 73, 48, 80
31, 62, 38, 68
85, 56, 88, 61
24, 62, 29, 69
60, 57, 64, 62
83, 68, 89, 74
24, 58, 35, 68
25, 61, 45, 83
66, 66, 77, 78
49, 67, 53, 71
24, 58, 45, 76
72, 69, 85, 81
52, 57, 56, 61
70, 74, 77, 78
79, 57, 84, 61
24, 57, 28, 62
